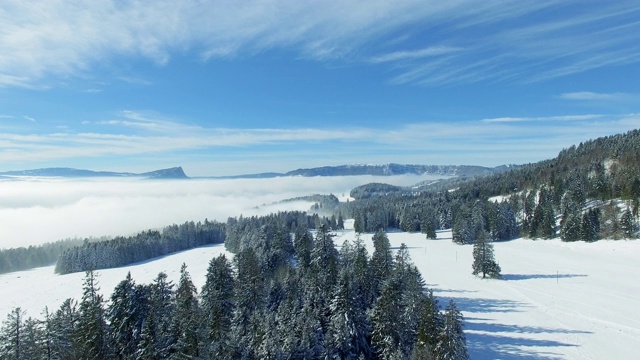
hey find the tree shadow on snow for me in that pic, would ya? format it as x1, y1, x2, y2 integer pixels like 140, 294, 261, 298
502, 273, 587, 281
467, 332, 580, 360
446, 296, 529, 313
464, 318, 591, 335
447, 298, 592, 360
432, 287, 478, 294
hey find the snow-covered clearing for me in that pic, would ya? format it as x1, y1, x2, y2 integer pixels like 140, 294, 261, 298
333, 230, 640, 360
0, 244, 233, 320
1, 228, 638, 359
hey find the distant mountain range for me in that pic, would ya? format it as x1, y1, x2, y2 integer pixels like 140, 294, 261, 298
0, 167, 188, 179
0, 163, 517, 180
212, 164, 518, 179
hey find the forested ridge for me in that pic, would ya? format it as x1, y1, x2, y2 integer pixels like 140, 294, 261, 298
337, 129, 640, 242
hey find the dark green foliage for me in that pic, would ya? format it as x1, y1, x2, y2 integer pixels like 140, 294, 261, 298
416, 290, 443, 353
75, 270, 109, 359
0, 237, 96, 275
0, 307, 26, 359
371, 230, 393, 297
172, 263, 200, 358
350, 182, 403, 200
434, 300, 469, 360
472, 231, 501, 279
56, 220, 225, 274
108, 272, 150, 359
200, 254, 235, 358
620, 208, 636, 238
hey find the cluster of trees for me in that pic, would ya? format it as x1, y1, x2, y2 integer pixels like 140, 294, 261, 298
55, 220, 226, 274
1, 227, 468, 359
0, 238, 93, 274
338, 130, 640, 243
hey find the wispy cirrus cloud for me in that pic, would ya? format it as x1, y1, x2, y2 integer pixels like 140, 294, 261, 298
1, 110, 638, 174
370, 46, 463, 63
0, 1, 638, 88
559, 91, 640, 102
482, 114, 604, 123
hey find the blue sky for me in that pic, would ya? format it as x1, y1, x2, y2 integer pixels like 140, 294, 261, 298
0, 1, 639, 176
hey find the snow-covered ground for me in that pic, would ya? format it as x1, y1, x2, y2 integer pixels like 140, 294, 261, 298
0, 244, 233, 320
334, 230, 640, 360
1, 228, 639, 359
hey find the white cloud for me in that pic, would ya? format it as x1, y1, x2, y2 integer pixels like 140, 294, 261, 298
481, 114, 604, 123
1, 107, 639, 175
0, 174, 438, 248
559, 91, 639, 102
0, 1, 638, 87
371, 46, 463, 63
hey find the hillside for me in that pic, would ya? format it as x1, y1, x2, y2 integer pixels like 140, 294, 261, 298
210, 163, 516, 179
0, 166, 188, 179
337, 130, 640, 241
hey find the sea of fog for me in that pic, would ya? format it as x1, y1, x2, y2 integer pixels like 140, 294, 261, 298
0, 174, 447, 248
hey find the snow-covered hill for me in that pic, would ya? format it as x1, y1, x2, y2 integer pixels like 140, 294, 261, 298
1, 229, 638, 359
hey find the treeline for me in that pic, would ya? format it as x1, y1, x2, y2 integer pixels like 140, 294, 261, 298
0, 227, 468, 359
0, 237, 109, 275
55, 212, 342, 275
55, 220, 225, 274
342, 189, 520, 244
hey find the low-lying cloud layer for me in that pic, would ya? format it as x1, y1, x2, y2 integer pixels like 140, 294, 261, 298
0, 175, 440, 248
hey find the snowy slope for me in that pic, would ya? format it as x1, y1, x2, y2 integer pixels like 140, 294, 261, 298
1, 229, 639, 359
0, 244, 232, 320
333, 230, 640, 360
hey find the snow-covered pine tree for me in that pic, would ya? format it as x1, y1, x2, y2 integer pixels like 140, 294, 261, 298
75, 270, 109, 359
414, 289, 443, 357
49, 298, 79, 359
434, 300, 468, 360
146, 272, 175, 358
0, 307, 25, 359
200, 254, 235, 358
620, 208, 635, 238
472, 231, 501, 279
326, 264, 371, 359
20, 317, 46, 359
371, 230, 393, 297
171, 263, 201, 358
108, 272, 145, 358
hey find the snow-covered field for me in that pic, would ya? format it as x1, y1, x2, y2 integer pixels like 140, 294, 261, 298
334, 230, 640, 360
1, 227, 638, 359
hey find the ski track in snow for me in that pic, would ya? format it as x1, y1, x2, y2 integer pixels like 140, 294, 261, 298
1, 229, 639, 359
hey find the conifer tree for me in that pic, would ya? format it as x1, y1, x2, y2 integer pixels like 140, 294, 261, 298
75, 270, 109, 359
171, 263, 201, 358
472, 231, 501, 279
200, 254, 235, 358
108, 272, 148, 359
620, 208, 635, 238
414, 290, 442, 358
49, 299, 79, 359
434, 300, 468, 360
371, 230, 393, 296
326, 264, 371, 359
0, 307, 25, 359
146, 272, 175, 358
